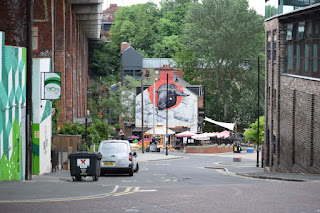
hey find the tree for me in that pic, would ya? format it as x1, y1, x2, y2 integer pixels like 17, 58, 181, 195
89, 42, 119, 77
109, 3, 160, 57
180, 0, 265, 125
243, 116, 265, 144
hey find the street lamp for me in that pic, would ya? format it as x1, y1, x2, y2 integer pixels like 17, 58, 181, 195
166, 73, 169, 155
165, 73, 179, 156
141, 71, 145, 153
241, 54, 260, 168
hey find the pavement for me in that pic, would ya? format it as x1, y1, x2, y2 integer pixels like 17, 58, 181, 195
0, 148, 319, 202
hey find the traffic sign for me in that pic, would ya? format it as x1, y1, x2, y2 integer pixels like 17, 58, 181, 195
118, 128, 125, 136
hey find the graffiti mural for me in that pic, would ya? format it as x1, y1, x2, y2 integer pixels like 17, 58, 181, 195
136, 76, 198, 132
0, 31, 27, 181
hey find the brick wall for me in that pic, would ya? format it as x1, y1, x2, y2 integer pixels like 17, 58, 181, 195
265, 14, 320, 174
66, 4, 73, 122
0, 1, 28, 47
30, 0, 89, 124
55, 0, 66, 122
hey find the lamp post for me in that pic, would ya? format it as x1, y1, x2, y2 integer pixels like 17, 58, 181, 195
166, 73, 169, 155
152, 80, 156, 150
141, 71, 145, 153
242, 54, 260, 167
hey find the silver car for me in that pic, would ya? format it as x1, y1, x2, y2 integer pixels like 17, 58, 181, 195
99, 140, 139, 176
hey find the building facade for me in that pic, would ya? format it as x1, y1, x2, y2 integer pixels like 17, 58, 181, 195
264, 2, 320, 173
0, 0, 101, 180
101, 4, 118, 42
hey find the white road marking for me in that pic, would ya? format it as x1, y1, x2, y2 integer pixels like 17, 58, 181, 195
136, 189, 158, 192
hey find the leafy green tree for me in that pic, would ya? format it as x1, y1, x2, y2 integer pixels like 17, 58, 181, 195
89, 42, 119, 77
109, 3, 160, 57
180, 0, 265, 125
243, 116, 265, 144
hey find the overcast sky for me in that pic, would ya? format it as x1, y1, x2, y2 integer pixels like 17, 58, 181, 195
103, 0, 265, 16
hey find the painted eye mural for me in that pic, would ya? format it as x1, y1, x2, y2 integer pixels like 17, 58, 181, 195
43, 73, 61, 100
148, 80, 189, 111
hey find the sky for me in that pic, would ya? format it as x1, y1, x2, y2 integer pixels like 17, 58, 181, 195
102, 0, 265, 16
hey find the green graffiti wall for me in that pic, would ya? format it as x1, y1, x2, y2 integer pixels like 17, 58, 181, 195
0, 31, 27, 181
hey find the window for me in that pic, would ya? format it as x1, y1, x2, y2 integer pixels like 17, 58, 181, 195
273, 134, 276, 154
305, 43, 309, 73
284, 18, 320, 79
273, 31, 277, 61
268, 42, 271, 61
297, 22, 305, 40
286, 24, 293, 40
32, 25, 39, 52
313, 44, 318, 72
145, 70, 150, 78
103, 24, 111, 31
296, 44, 300, 71
287, 44, 293, 72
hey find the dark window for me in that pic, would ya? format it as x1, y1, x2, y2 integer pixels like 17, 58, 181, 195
145, 70, 150, 78
268, 42, 271, 61
305, 43, 309, 73
273, 31, 277, 61
284, 19, 320, 79
273, 134, 276, 154
296, 44, 300, 72
313, 44, 318, 72
103, 24, 111, 31
287, 44, 293, 72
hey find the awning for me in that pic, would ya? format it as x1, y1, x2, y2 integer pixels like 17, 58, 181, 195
191, 133, 210, 141
175, 131, 196, 137
144, 124, 175, 135
204, 117, 235, 131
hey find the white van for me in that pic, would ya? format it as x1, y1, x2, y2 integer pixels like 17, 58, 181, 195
98, 140, 139, 176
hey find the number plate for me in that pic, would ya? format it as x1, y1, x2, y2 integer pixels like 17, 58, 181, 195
103, 162, 115, 165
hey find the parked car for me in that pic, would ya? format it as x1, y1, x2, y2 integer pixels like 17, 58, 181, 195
98, 140, 139, 176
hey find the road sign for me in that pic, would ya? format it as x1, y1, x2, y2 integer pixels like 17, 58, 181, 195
118, 128, 125, 136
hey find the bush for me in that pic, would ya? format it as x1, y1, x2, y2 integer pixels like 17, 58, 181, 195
59, 119, 110, 151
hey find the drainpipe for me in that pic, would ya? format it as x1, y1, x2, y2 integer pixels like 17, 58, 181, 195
26, 0, 34, 180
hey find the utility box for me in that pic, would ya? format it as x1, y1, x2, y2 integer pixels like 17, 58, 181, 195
68, 152, 102, 181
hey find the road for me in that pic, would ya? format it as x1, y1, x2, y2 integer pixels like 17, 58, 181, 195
1, 153, 320, 213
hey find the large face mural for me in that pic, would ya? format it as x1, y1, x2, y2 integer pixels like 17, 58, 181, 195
136, 76, 198, 132
148, 79, 188, 110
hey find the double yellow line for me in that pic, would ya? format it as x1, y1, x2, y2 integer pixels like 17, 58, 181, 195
0, 186, 140, 203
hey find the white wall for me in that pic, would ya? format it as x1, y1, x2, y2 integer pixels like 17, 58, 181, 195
39, 115, 52, 174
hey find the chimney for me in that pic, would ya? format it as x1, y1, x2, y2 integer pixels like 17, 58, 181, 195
120, 42, 130, 52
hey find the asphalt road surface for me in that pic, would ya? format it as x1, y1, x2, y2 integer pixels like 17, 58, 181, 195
1, 153, 320, 213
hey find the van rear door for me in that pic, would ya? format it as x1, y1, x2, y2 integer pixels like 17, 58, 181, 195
100, 142, 118, 166
116, 142, 130, 167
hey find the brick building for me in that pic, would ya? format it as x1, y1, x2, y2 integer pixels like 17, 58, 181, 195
101, 4, 118, 42
0, 0, 102, 180
264, 1, 320, 174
